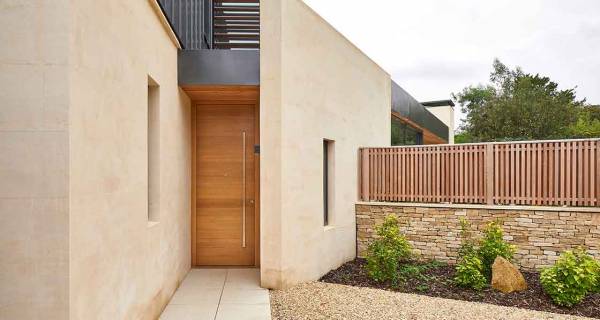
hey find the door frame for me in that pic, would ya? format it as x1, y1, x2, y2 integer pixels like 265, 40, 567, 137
188, 85, 260, 267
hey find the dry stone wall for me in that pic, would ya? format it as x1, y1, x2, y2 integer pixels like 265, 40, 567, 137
356, 204, 600, 270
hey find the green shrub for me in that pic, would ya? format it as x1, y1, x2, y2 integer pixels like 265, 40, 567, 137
365, 215, 412, 285
398, 262, 439, 282
454, 253, 487, 290
540, 249, 600, 307
477, 220, 516, 279
595, 266, 600, 293
454, 219, 516, 289
454, 219, 487, 290
457, 218, 477, 259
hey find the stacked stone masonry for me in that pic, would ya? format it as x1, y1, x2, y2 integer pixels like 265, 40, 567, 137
356, 204, 600, 270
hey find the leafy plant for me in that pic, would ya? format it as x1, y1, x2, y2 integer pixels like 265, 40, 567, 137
416, 284, 429, 292
365, 215, 412, 285
477, 220, 516, 279
540, 249, 600, 307
423, 260, 447, 269
398, 263, 437, 282
595, 272, 600, 294
595, 263, 600, 294
399, 265, 423, 278
454, 219, 516, 289
454, 254, 487, 291
454, 218, 487, 290
458, 218, 477, 259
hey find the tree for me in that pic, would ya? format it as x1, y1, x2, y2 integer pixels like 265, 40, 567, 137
454, 131, 474, 144
453, 59, 591, 142
568, 105, 600, 138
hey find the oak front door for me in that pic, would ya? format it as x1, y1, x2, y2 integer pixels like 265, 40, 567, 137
193, 103, 256, 266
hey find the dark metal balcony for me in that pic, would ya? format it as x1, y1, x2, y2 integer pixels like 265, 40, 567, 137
158, 0, 259, 50
158, 0, 260, 86
213, 0, 260, 49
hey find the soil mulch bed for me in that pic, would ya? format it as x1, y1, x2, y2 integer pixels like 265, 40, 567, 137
320, 258, 600, 319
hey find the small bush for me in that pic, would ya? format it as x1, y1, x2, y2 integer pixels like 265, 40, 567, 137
454, 253, 487, 290
365, 215, 412, 285
454, 218, 486, 290
454, 219, 515, 290
595, 267, 600, 294
457, 218, 477, 259
398, 263, 437, 282
477, 220, 516, 279
540, 249, 600, 307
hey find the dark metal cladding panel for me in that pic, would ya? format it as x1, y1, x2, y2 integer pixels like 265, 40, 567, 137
178, 50, 259, 85
158, 0, 210, 49
391, 81, 449, 142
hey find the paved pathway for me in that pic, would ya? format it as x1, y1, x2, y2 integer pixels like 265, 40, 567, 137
160, 268, 271, 320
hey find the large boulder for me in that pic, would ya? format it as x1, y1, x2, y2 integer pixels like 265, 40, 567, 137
491, 257, 528, 293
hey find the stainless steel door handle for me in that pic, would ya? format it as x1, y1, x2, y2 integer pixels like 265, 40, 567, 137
242, 131, 246, 248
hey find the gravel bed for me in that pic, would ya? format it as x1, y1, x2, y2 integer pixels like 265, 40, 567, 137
270, 282, 593, 320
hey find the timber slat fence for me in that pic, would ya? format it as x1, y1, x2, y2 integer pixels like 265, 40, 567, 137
360, 139, 600, 207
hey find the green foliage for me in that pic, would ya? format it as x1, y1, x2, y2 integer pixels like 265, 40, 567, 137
540, 249, 600, 307
398, 261, 441, 283
454, 219, 516, 290
458, 218, 477, 258
454, 131, 475, 144
477, 221, 516, 279
416, 284, 430, 292
454, 218, 486, 290
365, 215, 412, 285
595, 268, 600, 294
454, 254, 487, 291
453, 59, 596, 142
424, 260, 447, 268
568, 106, 600, 138
399, 264, 424, 278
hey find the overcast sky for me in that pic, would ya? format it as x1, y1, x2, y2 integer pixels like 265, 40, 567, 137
302, 0, 600, 130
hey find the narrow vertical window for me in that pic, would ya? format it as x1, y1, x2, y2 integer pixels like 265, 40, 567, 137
148, 76, 160, 223
416, 131, 424, 145
323, 139, 334, 226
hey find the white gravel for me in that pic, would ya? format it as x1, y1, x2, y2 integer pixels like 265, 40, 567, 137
270, 282, 592, 320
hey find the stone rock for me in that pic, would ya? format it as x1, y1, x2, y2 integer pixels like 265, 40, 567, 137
491, 257, 528, 293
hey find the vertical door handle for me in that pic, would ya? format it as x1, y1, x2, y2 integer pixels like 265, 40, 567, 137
242, 131, 247, 248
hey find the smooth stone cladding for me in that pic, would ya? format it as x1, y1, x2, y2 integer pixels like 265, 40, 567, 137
356, 203, 600, 270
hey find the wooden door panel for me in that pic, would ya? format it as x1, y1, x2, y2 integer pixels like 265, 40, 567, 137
194, 104, 255, 266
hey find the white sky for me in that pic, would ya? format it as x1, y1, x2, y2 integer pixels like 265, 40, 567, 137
302, 0, 600, 130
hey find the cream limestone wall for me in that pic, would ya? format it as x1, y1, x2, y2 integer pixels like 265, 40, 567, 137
426, 106, 455, 144
261, 0, 391, 289
0, 1, 70, 319
68, 1, 191, 319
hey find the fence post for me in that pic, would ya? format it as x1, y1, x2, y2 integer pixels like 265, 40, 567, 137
597, 141, 600, 206
485, 143, 494, 205
361, 148, 370, 201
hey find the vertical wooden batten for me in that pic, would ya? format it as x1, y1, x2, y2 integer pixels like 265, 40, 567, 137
485, 144, 494, 205
361, 149, 370, 201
